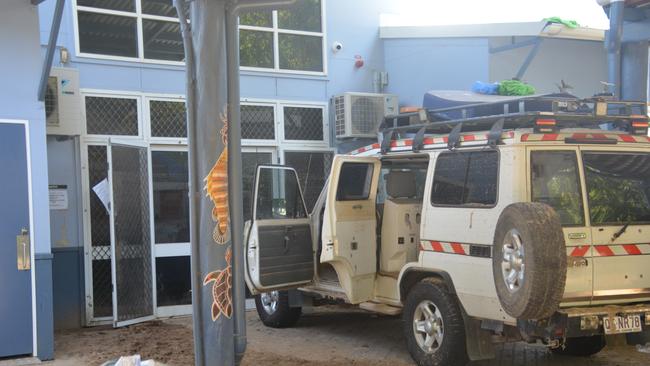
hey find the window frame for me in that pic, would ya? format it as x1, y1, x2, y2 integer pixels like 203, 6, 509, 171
430, 149, 500, 209
242, 98, 329, 147
527, 147, 588, 228
581, 149, 650, 227
145, 96, 188, 145
238, 0, 328, 76
73, 0, 185, 65
336, 162, 375, 201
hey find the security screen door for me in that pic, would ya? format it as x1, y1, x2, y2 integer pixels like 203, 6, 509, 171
108, 140, 155, 327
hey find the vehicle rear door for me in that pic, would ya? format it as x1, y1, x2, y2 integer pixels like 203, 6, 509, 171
246, 165, 314, 294
528, 146, 593, 305
581, 148, 650, 305
320, 155, 381, 303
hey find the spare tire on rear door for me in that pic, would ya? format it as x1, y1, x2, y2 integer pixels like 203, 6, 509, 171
492, 202, 567, 320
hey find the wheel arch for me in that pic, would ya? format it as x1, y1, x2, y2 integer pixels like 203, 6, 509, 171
398, 265, 457, 302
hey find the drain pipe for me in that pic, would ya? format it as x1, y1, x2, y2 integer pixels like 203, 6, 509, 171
226, 1, 295, 363
604, 0, 625, 98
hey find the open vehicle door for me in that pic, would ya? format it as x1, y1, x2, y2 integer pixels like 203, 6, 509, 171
107, 139, 155, 327
320, 155, 381, 303
246, 165, 314, 294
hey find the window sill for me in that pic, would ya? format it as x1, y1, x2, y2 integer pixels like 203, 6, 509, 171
241, 68, 329, 81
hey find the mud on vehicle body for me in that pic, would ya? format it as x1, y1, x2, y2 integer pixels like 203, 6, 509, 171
244, 96, 650, 366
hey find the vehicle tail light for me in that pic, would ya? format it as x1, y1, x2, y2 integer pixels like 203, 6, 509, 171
631, 120, 649, 136
535, 118, 557, 133
646, 312, 650, 325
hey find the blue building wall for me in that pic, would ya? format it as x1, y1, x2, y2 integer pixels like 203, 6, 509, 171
384, 38, 490, 106
1, 0, 54, 360
37, 0, 399, 331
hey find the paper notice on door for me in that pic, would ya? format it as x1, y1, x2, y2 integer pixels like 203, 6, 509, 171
49, 184, 68, 210
92, 178, 111, 214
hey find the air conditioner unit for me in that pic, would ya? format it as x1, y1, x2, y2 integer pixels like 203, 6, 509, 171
46, 67, 82, 136
333, 92, 399, 139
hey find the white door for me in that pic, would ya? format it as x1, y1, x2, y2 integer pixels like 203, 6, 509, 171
108, 139, 155, 327
246, 165, 315, 294
320, 156, 381, 303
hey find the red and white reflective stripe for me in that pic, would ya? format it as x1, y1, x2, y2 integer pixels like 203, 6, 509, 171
522, 133, 650, 144
420, 240, 470, 255
348, 131, 516, 155
567, 244, 650, 257
348, 143, 380, 155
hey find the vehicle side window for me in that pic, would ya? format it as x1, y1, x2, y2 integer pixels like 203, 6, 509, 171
431, 150, 498, 206
531, 151, 585, 226
337, 162, 374, 201
256, 167, 307, 220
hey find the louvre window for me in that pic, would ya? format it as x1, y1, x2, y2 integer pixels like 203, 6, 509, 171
76, 0, 184, 62
238, 0, 324, 73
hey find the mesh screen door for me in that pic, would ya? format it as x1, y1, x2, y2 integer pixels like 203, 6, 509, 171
108, 141, 155, 327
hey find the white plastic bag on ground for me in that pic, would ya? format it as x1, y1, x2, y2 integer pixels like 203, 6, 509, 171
637, 343, 650, 354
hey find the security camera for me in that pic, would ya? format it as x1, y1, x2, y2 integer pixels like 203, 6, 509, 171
332, 42, 343, 53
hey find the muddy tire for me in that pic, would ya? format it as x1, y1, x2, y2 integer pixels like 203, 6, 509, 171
403, 278, 468, 366
255, 291, 301, 328
552, 335, 606, 357
492, 203, 566, 320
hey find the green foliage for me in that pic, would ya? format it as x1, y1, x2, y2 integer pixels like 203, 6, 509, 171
279, 34, 323, 72
546, 174, 585, 226
239, 30, 273, 68
586, 171, 649, 224
278, 0, 321, 32
239, 11, 272, 28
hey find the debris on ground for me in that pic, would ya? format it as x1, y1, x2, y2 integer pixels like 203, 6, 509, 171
637, 343, 650, 354
101, 354, 157, 366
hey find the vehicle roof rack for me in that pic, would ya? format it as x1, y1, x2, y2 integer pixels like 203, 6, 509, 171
379, 96, 649, 152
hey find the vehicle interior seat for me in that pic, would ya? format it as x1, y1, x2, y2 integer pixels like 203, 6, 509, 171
380, 171, 422, 274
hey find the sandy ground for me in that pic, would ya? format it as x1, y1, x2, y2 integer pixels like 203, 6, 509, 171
47, 307, 650, 366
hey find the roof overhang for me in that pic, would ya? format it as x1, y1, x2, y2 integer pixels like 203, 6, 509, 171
380, 20, 605, 42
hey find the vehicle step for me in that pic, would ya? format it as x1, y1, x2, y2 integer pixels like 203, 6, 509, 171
359, 302, 402, 315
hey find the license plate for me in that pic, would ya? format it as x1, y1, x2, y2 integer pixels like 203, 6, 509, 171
603, 315, 642, 335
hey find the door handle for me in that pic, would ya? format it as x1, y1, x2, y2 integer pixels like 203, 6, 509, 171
352, 204, 363, 210
16, 228, 30, 271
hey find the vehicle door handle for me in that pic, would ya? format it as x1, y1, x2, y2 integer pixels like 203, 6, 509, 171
352, 204, 363, 210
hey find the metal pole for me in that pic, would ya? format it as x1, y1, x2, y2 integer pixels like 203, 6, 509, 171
606, 0, 625, 98
224, 3, 247, 363
174, 1, 205, 364
38, 0, 65, 101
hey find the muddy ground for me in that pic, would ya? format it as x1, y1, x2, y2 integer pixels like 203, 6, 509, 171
49, 307, 650, 366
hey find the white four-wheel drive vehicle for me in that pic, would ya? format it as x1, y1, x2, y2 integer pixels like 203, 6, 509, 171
244, 96, 650, 366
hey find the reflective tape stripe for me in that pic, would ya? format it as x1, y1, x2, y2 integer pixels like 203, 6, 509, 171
568, 244, 650, 257
520, 133, 650, 144
569, 245, 590, 257
420, 240, 476, 257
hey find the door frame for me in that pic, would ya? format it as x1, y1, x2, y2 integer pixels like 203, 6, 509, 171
0, 119, 37, 356
107, 138, 156, 327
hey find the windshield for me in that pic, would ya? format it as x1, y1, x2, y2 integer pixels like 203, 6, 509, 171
583, 152, 650, 225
